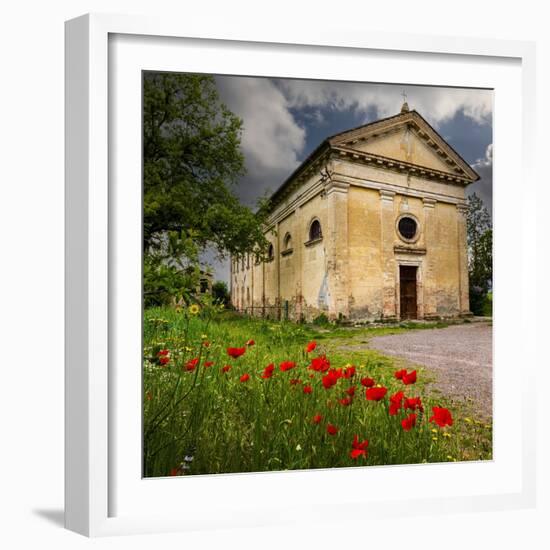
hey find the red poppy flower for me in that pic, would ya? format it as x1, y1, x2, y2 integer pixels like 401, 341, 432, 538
159, 356, 170, 366
360, 377, 375, 388
322, 370, 339, 389
227, 347, 246, 359
221, 365, 231, 373
303, 385, 313, 394
339, 397, 353, 406
346, 386, 356, 397
402, 370, 417, 385
306, 341, 317, 353
204, 361, 214, 368
327, 424, 338, 436
185, 358, 199, 371
401, 413, 417, 431
261, 363, 275, 379
429, 406, 453, 427
280, 360, 296, 372
312, 414, 323, 424
366, 386, 388, 401
394, 369, 407, 380
246, 339, 255, 346
157, 349, 170, 357
389, 390, 405, 415
404, 397, 423, 411
309, 355, 330, 372
290, 378, 302, 385
170, 468, 179, 476
343, 366, 356, 378
350, 434, 369, 459
240, 373, 250, 383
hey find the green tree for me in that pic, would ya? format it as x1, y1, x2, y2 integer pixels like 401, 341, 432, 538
143, 230, 201, 308
143, 73, 270, 304
212, 280, 231, 306
467, 193, 492, 315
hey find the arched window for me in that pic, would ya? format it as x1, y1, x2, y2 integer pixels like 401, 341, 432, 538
282, 233, 293, 256
284, 233, 292, 250
309, 219, 322, 241
267, 243, 274, 261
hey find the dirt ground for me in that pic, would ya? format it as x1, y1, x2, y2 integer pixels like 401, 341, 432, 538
368, 323, 493, 419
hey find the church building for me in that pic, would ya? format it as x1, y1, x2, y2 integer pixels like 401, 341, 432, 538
230, 102, 479, 322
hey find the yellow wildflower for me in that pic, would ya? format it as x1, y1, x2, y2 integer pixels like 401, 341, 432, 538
188, 304, 200, 315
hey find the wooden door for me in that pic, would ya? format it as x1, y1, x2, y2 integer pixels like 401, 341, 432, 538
400, 266, 417, 320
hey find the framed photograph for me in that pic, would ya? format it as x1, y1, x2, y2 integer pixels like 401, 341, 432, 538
65, 13, 536, 536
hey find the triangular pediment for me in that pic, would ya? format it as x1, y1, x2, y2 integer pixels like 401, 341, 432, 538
328, 110, 479, 182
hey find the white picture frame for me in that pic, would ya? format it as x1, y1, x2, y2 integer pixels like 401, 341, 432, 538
65, 12, 537, 537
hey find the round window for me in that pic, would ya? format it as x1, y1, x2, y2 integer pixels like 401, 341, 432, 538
398, 216, 418, 240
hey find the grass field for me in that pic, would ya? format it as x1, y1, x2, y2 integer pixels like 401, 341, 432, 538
143, 306, 492, 477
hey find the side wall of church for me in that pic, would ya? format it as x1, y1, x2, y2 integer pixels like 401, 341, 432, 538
231, 191, 329, 321
425, 201, 465, 316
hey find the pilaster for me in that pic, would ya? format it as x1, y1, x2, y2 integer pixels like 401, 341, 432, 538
456, 203, 471, 315
379, 189, 397, 319
422, 197, 437, 318
325, 180, 350, 320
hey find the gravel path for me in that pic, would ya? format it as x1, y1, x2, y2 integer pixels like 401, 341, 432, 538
369, 323, 493, 419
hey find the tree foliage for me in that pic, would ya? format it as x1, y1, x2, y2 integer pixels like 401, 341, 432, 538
143, 230, 201, 308
143, 72, 270, 305
212, 280, 231, 306
466, 193, 492, 315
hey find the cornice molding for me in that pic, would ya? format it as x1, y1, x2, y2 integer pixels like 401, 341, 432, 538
325, 180, 350, 195
335, 172, 464, 206
423, 197, 437, 208
379, 189, 396, 202
394, 245, 427, 255
333, 146, 471, 186
329, 110, 479, 183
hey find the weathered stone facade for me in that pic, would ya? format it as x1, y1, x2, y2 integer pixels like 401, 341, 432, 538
231, 105, 478, 322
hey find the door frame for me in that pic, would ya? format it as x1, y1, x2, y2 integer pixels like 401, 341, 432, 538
395, 258, 424, 320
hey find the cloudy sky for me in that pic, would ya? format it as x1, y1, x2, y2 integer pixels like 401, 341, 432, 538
203, 76, 493, 283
